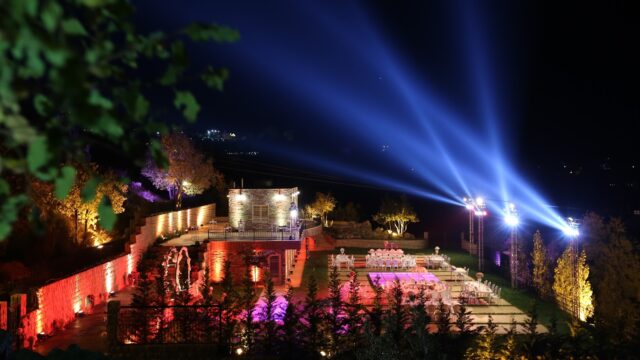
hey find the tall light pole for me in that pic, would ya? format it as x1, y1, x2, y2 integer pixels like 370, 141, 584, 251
463, 197, 475, 244
564, 217, 580, 319
475, 197, 487, 271
504, 203, 519, 288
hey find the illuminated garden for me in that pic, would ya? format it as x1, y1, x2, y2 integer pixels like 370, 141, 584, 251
1, 1, 640, 359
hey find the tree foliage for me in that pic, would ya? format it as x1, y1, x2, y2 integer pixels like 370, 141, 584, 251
142, 132, 223, 208
0, 0, 237, 240
304, 192, 336, 227
373, 195, 419, 235
586, 215, 640, 348
31, 163, 127, 246
531, 230, 552, 299
553, 246, 593, 321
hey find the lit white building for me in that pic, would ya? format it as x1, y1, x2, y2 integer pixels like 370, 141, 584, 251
228, 187, 299, 230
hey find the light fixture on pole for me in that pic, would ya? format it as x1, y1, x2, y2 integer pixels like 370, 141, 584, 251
289, 202, 298, 240
463, 197, 475, 244
564, 217, 580, 319
504, 203, 519, 288
474, 197, 488, 271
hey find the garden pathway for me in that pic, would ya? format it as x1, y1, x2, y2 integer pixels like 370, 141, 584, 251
34, 288, 134, 355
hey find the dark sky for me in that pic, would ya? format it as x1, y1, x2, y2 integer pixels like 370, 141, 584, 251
134, 1, 640, 220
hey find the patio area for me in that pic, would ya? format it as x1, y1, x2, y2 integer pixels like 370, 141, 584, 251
326, 250, 547, 334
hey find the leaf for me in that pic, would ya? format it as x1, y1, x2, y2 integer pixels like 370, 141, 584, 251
133, 94, 149, 121
41, 0, 63, 33
27, 136, 49, 172
88, 89, 113, 109
0, 179, 9, 195
62, 18, 88, 36
34, 94, 53, 116
0, 195, 28, 240
173, 91, 200, 122
78, 0, 115, 7
159, 41, 187, 85
4, 115, 37, 143
54, 166, 76, 199
44, 47, 70, 67
201, 67, 229, 91
98, 196, 116, 231
23, 0, 39, 17
81, 177, 100, 202
95, 114, 124, 137
183, 23, 239, 43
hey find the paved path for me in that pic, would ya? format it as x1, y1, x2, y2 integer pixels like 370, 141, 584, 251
34, 288, 134, 355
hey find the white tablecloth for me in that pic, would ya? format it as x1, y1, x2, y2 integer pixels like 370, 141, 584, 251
465, 282, 492, 298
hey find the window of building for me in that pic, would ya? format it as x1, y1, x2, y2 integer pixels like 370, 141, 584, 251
253, 205, 269, 223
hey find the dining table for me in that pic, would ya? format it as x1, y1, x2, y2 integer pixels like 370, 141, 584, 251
465, 281, 492, 299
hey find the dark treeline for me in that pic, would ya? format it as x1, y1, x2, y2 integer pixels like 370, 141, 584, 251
123, 252, 637, 360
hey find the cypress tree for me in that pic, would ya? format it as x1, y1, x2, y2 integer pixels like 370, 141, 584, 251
326, 265, 344, 355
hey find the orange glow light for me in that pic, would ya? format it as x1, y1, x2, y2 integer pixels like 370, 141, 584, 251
251, 266, 260, 283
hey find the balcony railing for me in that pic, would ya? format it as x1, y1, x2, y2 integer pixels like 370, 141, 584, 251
207, 229, 299, 240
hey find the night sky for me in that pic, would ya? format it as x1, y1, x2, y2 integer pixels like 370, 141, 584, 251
134, 1, 640, 236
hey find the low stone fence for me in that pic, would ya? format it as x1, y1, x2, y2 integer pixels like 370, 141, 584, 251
335, 238, 429, 250
301, 225, 322, 238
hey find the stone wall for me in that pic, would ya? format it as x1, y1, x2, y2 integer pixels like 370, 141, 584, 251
228, 188, 298, 229
132, 203, 216, 257
15, 203, 215, 347
34, 253, 131, 335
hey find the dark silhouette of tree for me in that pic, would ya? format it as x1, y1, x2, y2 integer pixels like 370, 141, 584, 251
326, 265, 344, 355
279, 285, 302, 359
407, 284, 431, 359
301, 274, 322, 359
240, 264, 256, 355
259, 272, 278, 355
345, 270, 364, 354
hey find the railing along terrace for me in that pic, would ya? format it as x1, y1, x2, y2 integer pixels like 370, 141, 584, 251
117, 305, 224, 345
207, 229, 299, 240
